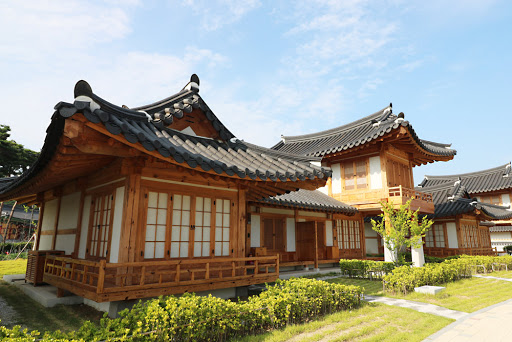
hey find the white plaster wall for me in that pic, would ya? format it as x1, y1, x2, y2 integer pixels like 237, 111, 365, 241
57, 192, 81, 230
298, 211, 326, 218
502, 194, 511, 208
55, 234, 76, 254
446, 222, 458, 248
250, 214, 261, 248
316, 184, 329, 195
78, 195, 92, 259
110, 186, 125, 263
331, 163, 341, 193
41, 199, 58, 232
369, 156, 382, 189
364, 222, 378, 237
286, 218, 296, 251
325, 220, 333, 247
366, 239, 379, 254
38, 235, 52, 250
260, 207, 294, 215
491, 232, 512, 241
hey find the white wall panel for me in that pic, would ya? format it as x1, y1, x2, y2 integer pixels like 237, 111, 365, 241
39, 235, 52, 250
55, 234, 76, 254
502, 194, 511, 208
41, 199, 58, 232
78, 195, 92, 259
325, 220, 333, 247
109, 187, 125, 263
57, 192, 81, 230
446, 222, 458, 248
250, 214, 260, 248
331, 163, 341, 193
286, 218, 296, 251
369, 156, 382, 189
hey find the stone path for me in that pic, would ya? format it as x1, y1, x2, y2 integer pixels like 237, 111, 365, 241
424, 298, 512, 341
473, 274, 512, 282
364, 295, 468, 320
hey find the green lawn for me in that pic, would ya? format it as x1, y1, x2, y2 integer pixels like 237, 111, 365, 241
0, 258, 27, 278
386, 277, 512, 312
239, 303, 453, 342
0, 259, 103, 333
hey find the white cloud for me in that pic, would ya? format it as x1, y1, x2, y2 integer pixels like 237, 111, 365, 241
182, 0, 261, 31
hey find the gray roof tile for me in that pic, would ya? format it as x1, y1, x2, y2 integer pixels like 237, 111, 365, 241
271, 106, 456, 159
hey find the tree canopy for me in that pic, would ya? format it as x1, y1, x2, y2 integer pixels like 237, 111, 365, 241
0, 125, 39, 177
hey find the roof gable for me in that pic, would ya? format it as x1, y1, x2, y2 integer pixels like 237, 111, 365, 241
271, 104, 456, 165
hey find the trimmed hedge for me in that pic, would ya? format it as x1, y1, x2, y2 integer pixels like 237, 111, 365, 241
383, 255, 512, 294
339, 259, 396, 279
0, 277, 363, 341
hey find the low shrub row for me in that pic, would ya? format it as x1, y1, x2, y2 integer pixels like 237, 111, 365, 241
0, 241, 33, 255
0, 277, 363, 341
383, 255, 512, 294
339, 259, 396, 279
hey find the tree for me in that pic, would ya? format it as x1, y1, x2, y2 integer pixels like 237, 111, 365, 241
0, 125, 39, 177
371, 199, 433, 264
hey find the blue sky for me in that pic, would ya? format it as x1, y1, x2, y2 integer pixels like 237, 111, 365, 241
1, 0, 511, 184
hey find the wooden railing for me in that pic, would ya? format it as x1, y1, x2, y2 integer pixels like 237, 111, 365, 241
388, 186, 433, 202
43, 255, 279, 301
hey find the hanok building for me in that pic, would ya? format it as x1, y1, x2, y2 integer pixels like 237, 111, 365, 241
416, 180, 512, 257
419, 163, 512, 254
0, 76, 360, 311
271, 106, 457, 259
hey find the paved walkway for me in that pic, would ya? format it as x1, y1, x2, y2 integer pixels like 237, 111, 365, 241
424, 298, 512, 341
364, 295, 468, 320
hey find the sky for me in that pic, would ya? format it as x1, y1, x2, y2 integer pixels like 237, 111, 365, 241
1, 0, 511, 185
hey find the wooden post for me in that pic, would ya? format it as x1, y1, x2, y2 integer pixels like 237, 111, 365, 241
97, 259, 106, 294
51, 196, 62, 250
35, 196, 45, 250
314, 221, 319, 269
72, 190, 86, 258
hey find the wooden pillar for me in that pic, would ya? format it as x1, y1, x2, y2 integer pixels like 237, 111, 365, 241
314, 221, 319, 269
72, 190, 86, 258
237, 187, 247, 258
35, 194, 45, 250
359, 215, 366, 258
51, 195, 62, 251
118, 173, 141, 263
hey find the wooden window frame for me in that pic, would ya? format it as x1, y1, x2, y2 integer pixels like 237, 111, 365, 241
261, 217, 285, 251
341, 158, 369, 191
140, 182, 237, 260
336, 219, 361, 250
85, 189, 116, 262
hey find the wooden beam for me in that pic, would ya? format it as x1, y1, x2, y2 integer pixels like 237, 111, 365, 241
51, 195, 62, 250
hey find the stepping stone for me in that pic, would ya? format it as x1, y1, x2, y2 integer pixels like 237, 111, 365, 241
414, 285, 445, 295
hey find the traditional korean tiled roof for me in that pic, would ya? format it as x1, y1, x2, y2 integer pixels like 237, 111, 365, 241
0, 76, 331, 201
271, 105, 456, 160
489, 225, 512, 232
0, 203, 39, 221
420, 181, 512, 219
418, 163, 512, 194
258, 189, 358, 215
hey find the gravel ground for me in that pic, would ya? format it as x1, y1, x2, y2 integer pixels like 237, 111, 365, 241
0, 295, 19, 327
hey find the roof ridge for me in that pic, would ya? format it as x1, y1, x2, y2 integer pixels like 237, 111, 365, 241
279, 105, 392, 143
424, 163, 511, 180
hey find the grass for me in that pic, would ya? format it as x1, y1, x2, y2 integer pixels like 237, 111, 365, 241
238, 303, 453, 342
0, 259, 103, 333
386, 276, 512, 313
0, 258, 27, 278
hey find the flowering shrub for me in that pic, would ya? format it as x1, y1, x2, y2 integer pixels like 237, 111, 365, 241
0, 277, 363, 341
383, 255, 512, 294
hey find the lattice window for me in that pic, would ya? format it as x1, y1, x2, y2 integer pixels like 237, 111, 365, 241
171, 194, 191, 258
194, 196, 212, 257
215, 199, 231, 256
144, 192, 168, 259
344, 160, 367, 190
89, 193, 114, 259
337, 219, 361, 249
434, 224, 445, 248
481, 195, 501, 205
425, 229, 435, 247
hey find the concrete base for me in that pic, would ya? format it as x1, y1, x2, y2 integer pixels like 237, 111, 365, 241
414, 285, 446, 295
4, 275, 84, 308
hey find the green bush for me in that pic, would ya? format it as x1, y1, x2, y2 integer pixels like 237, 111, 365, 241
503, 245, 512, 255
0, 277, 363, 341
383, 255, 512, 294
339, 259, 396, 279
